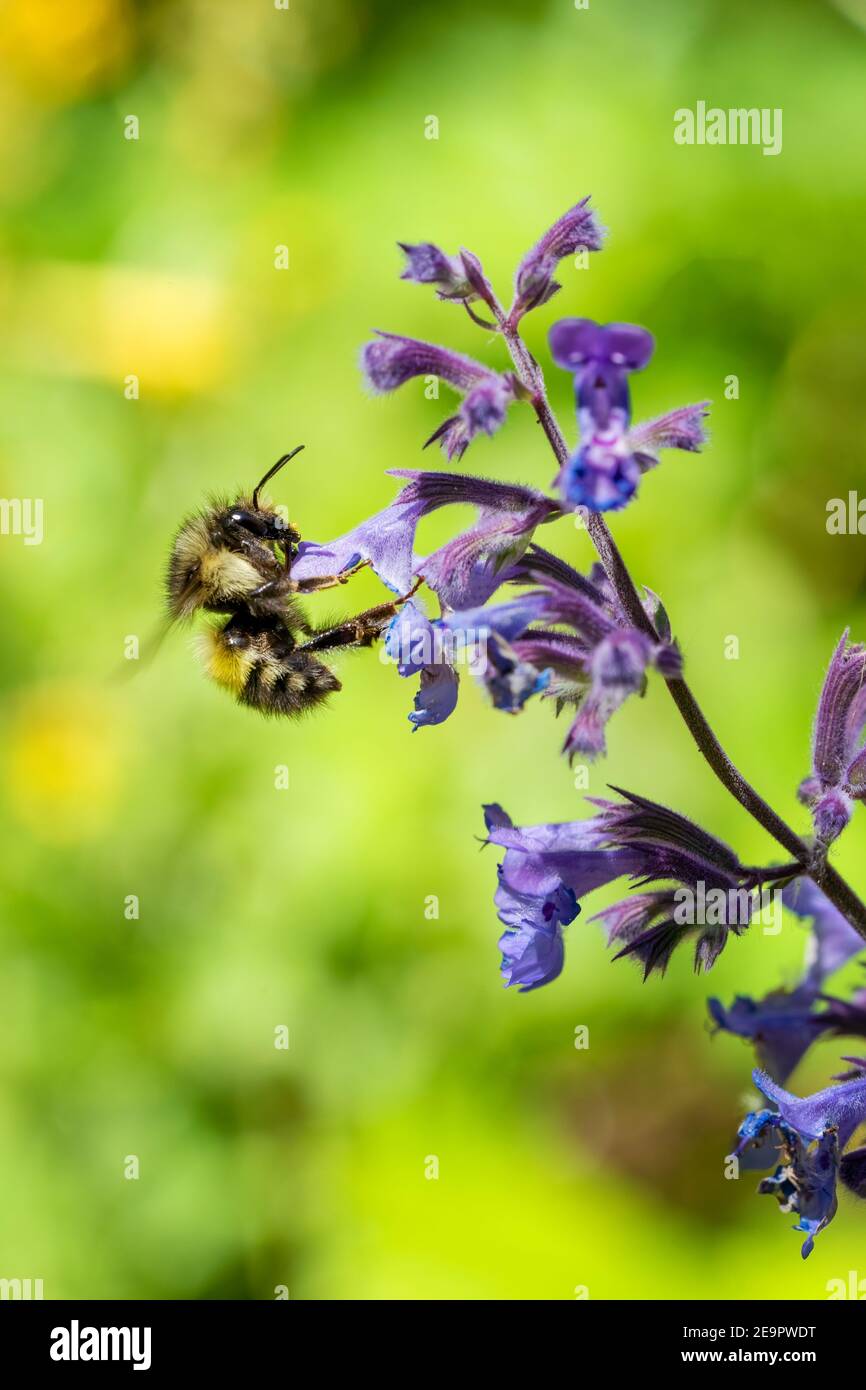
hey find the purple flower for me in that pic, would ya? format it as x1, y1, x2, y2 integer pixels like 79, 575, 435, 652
784, 877, 865, 990
549, 318, 655, 379
564, 628, 673, 760
361, 331, 519, 460
398, 243, 467, 294
627, 403, 710, 469
798, 631, 866, 852
498, 882, 577, 992
414, 482, 559, 611
425, 376, 520, 461
397, 242, 497, 316
484, 790, 752, 987
292, 469, 554, 598
586, 788, 750, 977
385, 594, 549, 729
484, 801, 635, 992
709, 989, 866, 1086
383, 599, 460, 730
510, 199, 605, 322
548, 318, 709, 513
710, 877, 866, 1082
511, 563, 681, 759
735, 1063, 866, 1256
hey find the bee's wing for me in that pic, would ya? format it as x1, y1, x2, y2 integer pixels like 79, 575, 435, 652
110, 614, 176, 683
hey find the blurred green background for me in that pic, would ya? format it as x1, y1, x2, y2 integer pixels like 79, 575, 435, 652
0, 0, 865, 1300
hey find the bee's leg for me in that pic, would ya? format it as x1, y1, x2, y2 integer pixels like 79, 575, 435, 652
297, 604, 402, 654
248, 560, 371, 604
297, 581, 422, 654
291, 561, 371, 594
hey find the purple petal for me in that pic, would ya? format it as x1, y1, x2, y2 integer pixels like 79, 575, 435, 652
483, 808, 610, 855
410, 662, 459, 729
397, 241, 465, 291
811, 631, 866, 790
753, 1066, 866, 1148
709, 990, 831, 1084
627, 402, 710, 465
782, 878, 865, 988
840, 1145, 866, 1198
557, 424, 642, 514
441, 594, 549, 645
460, 376, 516, 437
549, 318, 654, 373
361, 331, 492, 394
499, 917, 567, 992
512, 200, 605, 316
561, 629, 653, 760
384, 599, 440, 676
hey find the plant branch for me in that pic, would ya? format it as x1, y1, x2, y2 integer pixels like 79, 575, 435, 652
497, 319, 866, 939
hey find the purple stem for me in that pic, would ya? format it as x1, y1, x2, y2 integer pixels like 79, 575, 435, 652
496, 316, 866, 939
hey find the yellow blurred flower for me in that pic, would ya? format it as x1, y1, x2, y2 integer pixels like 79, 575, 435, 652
2, 260, 233, 398
6, 684, 121, 842
0, 0, 133, 102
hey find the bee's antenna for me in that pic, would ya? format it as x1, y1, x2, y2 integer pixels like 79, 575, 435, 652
253, 445, 305, 509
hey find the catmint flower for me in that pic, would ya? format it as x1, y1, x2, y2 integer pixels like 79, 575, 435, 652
483, 801, 640, 991
709, 877, 866, 1082
361, 331, 520, 460
441, 596, 551, 712
383, 598, 458, 729
548, 318, 709, 512
484, 790, 753, 987
517, 568, 681, 759
398, 243, 467, 295
397, 242, 497, 317
386, 594, 550, 729
785, 877, 866, 988
798, 631, 866, 854
587, 788, 750, 976
497, 880, 578, 991
710, 989, 866, 1087
549, 318, 655, 397
567, 628, 677, 760
510, 198, 605, 323
627, 403, 710, 469
411, 478, 560, 610
735, 1063, 866, 1256
292, 469, 555, 598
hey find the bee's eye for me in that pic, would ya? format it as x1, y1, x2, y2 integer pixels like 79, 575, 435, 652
228, 508, 270, 537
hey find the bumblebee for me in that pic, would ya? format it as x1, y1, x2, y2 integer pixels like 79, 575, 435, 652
167, 447, 412, 717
